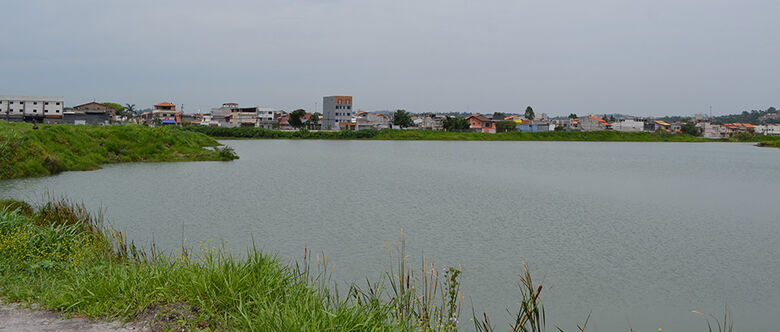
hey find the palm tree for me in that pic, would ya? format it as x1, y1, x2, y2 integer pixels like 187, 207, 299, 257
124, 104, 136, 119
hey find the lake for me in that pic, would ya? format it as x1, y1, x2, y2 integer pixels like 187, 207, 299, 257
2, 140, 779, 330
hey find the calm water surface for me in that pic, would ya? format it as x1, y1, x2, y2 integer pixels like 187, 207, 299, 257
2, 140, 779, 330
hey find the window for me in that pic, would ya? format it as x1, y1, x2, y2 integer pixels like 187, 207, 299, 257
45, 102, 49, 105
56, 102, 60, 105
347, 106, 351, 110
56, 110, 60, 113
33, 102, 37, 105
9, 101, 13, 104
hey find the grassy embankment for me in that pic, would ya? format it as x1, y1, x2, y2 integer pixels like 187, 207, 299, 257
184, 126, 710, 142
184, 125, 780, 148
0, 122, 237, 180
0, 199, 734, 331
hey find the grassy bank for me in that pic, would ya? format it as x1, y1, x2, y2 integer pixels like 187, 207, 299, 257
0, 122, 237, 180
0, 198, 734, 331
185, 125, 780, 148
183, 126, 714, 142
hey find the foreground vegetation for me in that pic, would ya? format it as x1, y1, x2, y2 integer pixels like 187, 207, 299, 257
0, 122, 237, 180
0, 198, 735, 331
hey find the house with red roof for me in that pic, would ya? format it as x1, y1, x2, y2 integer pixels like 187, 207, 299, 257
465, 114, 496, 133
140, 102, 181, 125
577, 116, 612, 131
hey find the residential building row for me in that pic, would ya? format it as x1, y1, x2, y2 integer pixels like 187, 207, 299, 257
0, 96, 119, 125
3, 95, 779, 137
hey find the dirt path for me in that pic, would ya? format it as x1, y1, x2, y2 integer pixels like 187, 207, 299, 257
0, 303, 147, 332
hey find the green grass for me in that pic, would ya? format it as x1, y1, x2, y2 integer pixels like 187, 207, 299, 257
0, 198, 736, 331
0, 198, 392, 331
372, 130, 714, 142
0, 122, 238, 180
186, 125, 780, 148
183, 126, 715, 142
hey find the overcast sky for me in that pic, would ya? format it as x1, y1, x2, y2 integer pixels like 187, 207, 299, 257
1, 0, 777, 116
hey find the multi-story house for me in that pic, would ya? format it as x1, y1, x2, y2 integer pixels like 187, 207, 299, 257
697, 122, 728, 138
550, 118, 575, 131
142, 102, 181, 125
256, 107, 277, 129
210, 103, 258, 127
0, 96, 64, 123
322, 96, 353, 130
577, 116, 611, 131
754, 124, 780, 136
465, 114, 496, 133
611, 119, 644, 132
355, 112, 392, 130
66, 102, 115, 125
420, 114, 446, 130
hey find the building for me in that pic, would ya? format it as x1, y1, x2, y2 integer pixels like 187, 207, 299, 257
611, 119, 644, 132
0, 96, 64, 123
64, 102, 115, 125
754, 124, 780, 136
141, 102, 181, 125
322, 96, 353, 130
550, 118, 575, 131
420, 114, 446, 130
577, 116, 612, 131
722, 123, 755, 135
355, 112, 391, 130
696, 122, 727, 138
649, 120, 671, 132
515, 119, 551, 132
256, 107, 277, 129
465, 114, 495, 133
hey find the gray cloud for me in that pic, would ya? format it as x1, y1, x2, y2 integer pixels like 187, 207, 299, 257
1, 0, 778, 116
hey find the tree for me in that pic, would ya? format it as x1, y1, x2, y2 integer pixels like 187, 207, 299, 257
392, 109, 414, 128
493, 112, 506, 119
103, 102, 124, 118
609, 115, 616, 123
442, 116, 469, 131
524, 106, 535, 120
124, 103, 136, 118
568, 113, 578, 119
495, 120, 517, 132
680, 122, 701, 136
289, 109, 306, 129
305, 113, 320, 130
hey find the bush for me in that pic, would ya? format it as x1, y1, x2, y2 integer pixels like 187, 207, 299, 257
0, 199, 34, 216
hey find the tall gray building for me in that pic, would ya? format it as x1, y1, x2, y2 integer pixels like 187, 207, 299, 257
322, 96, 353, 130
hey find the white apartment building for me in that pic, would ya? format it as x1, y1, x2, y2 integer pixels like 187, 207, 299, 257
611, 119, 645, 132
0, 96, 64, 121
322, 96, 353, 130
256, 107, 277, 129
754, 124, 780, 136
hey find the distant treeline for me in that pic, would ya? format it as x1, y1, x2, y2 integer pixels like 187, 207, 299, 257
657, 107, 779, 124
712, 107, 778, 124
